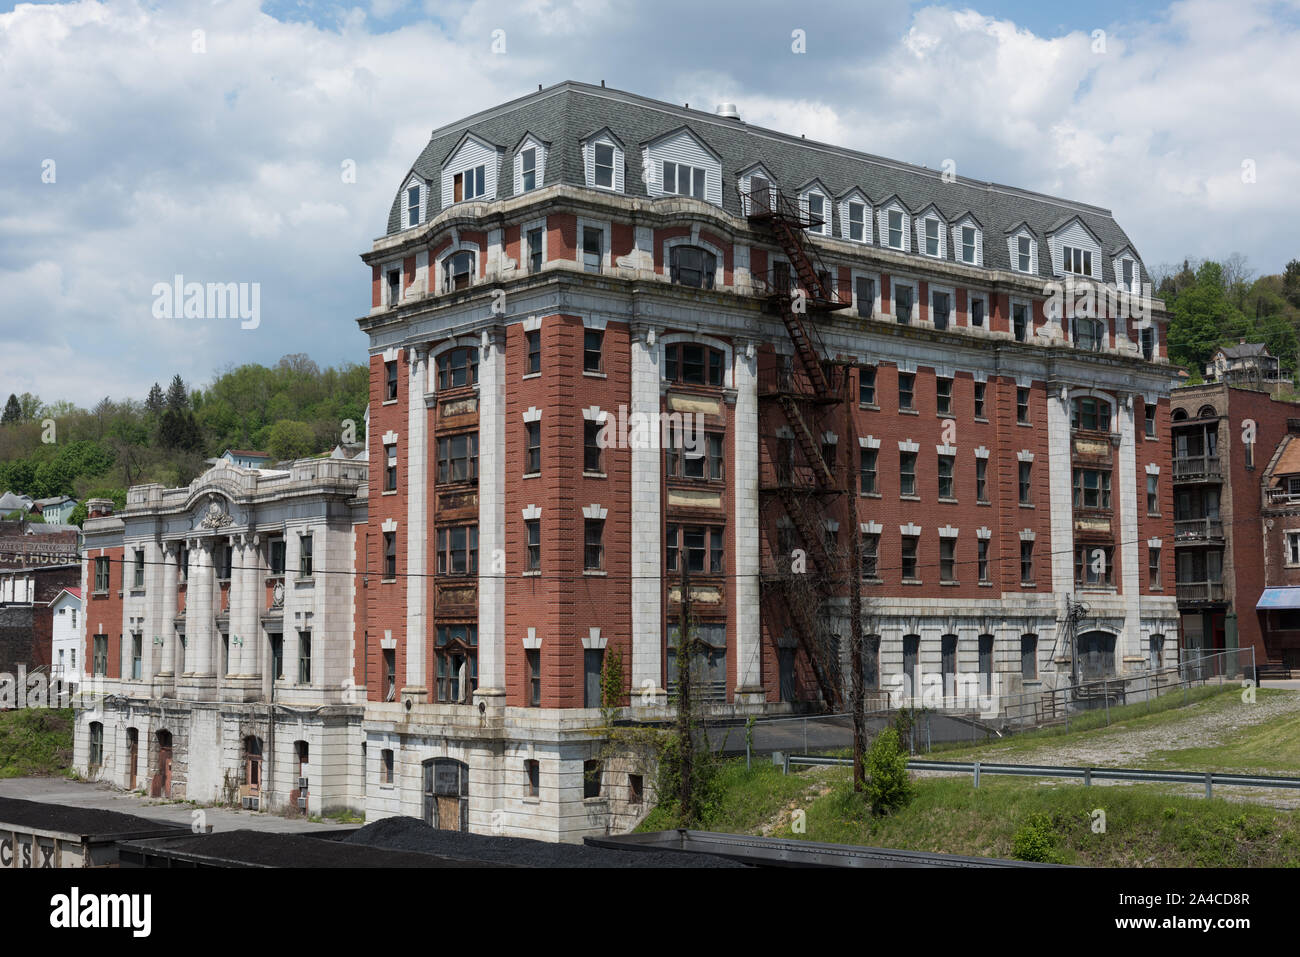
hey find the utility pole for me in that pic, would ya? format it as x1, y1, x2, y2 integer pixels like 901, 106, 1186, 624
676, 545, 694, 823
1066, 596, 1089, 686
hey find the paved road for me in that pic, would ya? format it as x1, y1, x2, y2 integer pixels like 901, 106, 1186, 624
0, 777, 359, 834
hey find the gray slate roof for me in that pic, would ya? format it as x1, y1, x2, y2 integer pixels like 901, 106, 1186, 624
387, 82, 1146, 286
1218, 342, 1270, 359
0, 492, 30, 512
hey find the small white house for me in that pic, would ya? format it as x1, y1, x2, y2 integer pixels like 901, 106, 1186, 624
50, 587, 82, 688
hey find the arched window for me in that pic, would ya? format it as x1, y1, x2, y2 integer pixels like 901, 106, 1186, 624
1171, 408, 1189, 422
1197, 405, 1217, 419
1070, 396, 1112, 432
88, 721, 104, 769
443, 251, 475, 291
669, 245, 716, 289
664, 342, 725, 386
436, 346, 478, 390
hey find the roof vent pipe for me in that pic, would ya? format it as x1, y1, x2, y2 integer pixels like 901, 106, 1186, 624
715, 102, 741, 121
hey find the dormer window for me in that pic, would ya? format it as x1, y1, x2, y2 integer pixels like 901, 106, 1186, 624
444, 251, 475, 291
520, 148, 537, 191
586, 144, 611, 188
923, 218, 940, 257
663, 161, 706, 199
960, 226, 977, 264
454, 165, 486, 202
670, 246, 716, 289
803, 191, 829, 235
1017, 236, 1032, 272
407, 186, 421, 228
847, 202, 867, 242
1121, 258, 1135, 292
887, 210, 904, 249
1063, 246, 1092, 275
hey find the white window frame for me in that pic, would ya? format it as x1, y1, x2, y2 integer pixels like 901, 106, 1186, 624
661, 160, 708, 199
801, 187, 831, 236
928, 282, 955, 330
841, 193, 870, 244
1010, 230, 1037, 275
577, 218, 611, 275
892, 279, 917, 324
918, 214, 945, 259
435, 241, 482, 295
740, 166, 777, 215
968, 291, 989, 329
1062, 245, 1093, 276
1288, 531, 1300, 566
521, 216, 547, 274
515, 135, 547, 195
382, 259, 403, 307
955, 221, 981, 265
881, 203, 908, 251
850, 268, 881, 319
585, 134, 623, 192
403, 175, 426, 229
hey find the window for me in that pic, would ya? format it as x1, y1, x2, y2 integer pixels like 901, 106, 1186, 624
629, 774, 644, 804
932, 291, 950, 330
384, 443, 397, 491
667, 432, 724, 481
1018, 462, 1032, 505
594, 143, 615, 188
936, 376, 953, 414
584, 329, 604, 373
805, 192, 825, 229
860, 448, 877, 494
665, 524, 724, 574
1149, 546, 1162, 588
1071, 396, 1111, 432
89, 722, 103, 768
856, 367, 878, 408
974, 381, 986, 418
526, 650, 541, 707
971, 298, 985, 328
899, 372, 915, 411
525, 758, 540, 795
961, 226, 977, 264
1063, 245, 1092, 275
131, 549, 144, 588
940, 538, 956, 582
1140, 326, 1155, 360
583, 759, 603, 798
407, 185, 420, 227
436, 346, 478, 390
977, 538, 990, 583
584, 650, 604, 709
976, 458, 989, 503
1147, 475, 1160, 515
435, 525, 478, 575
1012, 303, 1028, 341
94, 557, 109, 593
1021, 634, 1038, 679
848, 202, 866, 241
179, 546, 189, 582
524, 421, 541, 475
1289, 532, 1300, 565
669, 246, 716, 289
1020, 541, 1034, 583
525, 328, 541, 374
855, 277, 875, 318
387, 269, 400, 306
584, 519, 605, 571
1122, 258, 1135, 292
1074, 316, 1104, 351
381, 648, 394, 702
923, 218, 940, 256
298, 631, 312, 684
299, 535, 313, 577
1017, 387, 1029, 424
938, 455, 955, 499
527, 228, 543, 274
217, 543, 233, 581
525, 519, 541, 572
92, 635, 107, 676
861, 533, 879, 579
1075, 546, 1114, 587
520, 147, 537, 192
454, 164, 486, 201
582, 227, 602, 273
383, 531, 397, 580
385, 359, 398, 401
444, 250, 475, 291
887, 209, 904, 249
584, 420, 604, 473
900, 451, 917, 496
131, 633, 142, 680
662, 161, 705, 198
1246, 440, 1255, 469
901, 536, 919, 580
1144, 403, 1157, 438
821, 438, 836, 472
664, 343, 724, 385
895, 285, 913, 323
1072, 469, 1112, 509
435, 624, 478, 703
382, 749, 394, 784
436, 432, 478, 484
1017, 236, 1032, 273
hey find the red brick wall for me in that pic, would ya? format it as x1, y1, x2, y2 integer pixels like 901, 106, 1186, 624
84, 547, 124, 679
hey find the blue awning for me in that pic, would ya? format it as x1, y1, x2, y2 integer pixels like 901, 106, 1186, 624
1256, 588, 1300, 610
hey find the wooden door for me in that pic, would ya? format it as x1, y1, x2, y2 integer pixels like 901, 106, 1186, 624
127, 728, 138, 790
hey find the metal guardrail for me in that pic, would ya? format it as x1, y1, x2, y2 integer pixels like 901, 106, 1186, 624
781, 755, 1300, 799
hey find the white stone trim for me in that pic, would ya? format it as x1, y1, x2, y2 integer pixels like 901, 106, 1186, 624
822, 431, 838, 445
861, 521, 882, 534
974, 446, 990, 459
859, 435, 881, 449
381, 430, 398, 445
582, 504, 608, 521
1017, 450, 1035, 462
522, 314, 542, 332
381, 346, 399, 363
582, 315, 608, 331
381, 630, 396, 650
582, 406, 607, 422
522, 627, 541, 650
1146, 463, 1161, 475
521, 407, 542, 423
823, 520, 839, 532
939, 525, 959, 538
900, 523, 922, 537
1019, 529, 1036, 541
776, 426, 794, 440
381, 519, 397, 533
936, 444, 956, 456
1148, 538, 1163, 549
521, 505, 541, 521
976, 527, 992, 540
582, 628, 608, 650
898, 439, 919, 453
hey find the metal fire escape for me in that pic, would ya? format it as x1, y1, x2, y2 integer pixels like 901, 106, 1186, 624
744, 186, 856, 711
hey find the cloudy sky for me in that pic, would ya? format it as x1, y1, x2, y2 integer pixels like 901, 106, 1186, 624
1, 0, 1297, 406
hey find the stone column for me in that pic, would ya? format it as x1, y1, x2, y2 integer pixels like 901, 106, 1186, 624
1118, 394, 1143, 665
733, 338, 764, 705
630, 323, 664, 701
156, 542, 178, 690
404, 345, 430, 701
182, 537, 217, 699
475, 326, 506, 711
1046, 384, 1076, 617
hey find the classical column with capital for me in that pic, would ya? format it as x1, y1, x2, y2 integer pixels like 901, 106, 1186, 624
404, 345, 430, 701
179, 537, 217, 700
733, 338, 765, 705
155, 541, 179, 693
475, 325, 506, 711
629, 322, 664, 702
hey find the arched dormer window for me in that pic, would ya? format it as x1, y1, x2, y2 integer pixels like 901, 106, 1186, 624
669, 246, 716, 290
1071, 395, 1112, 432
444, 251, 475, 291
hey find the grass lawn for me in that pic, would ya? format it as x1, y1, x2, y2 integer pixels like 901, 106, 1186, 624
0, 708, 74, 778
1148, 706, 1300, 773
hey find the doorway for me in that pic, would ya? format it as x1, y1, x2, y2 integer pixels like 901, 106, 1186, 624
152, 730, 173, 798
126, 728, 138, 790
422, 758, 468, 832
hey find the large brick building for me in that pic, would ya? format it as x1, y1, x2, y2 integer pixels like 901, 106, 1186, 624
349, 81, 1180, 836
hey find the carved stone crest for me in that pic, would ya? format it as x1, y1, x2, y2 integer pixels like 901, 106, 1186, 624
198, 497, 233, 530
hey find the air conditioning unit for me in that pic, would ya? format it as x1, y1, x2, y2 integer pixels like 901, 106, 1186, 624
298, 777, 309, 790
296, 796, 307, 810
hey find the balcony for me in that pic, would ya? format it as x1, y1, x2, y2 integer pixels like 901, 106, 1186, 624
1172, 456, 1221, 481
1176, 581, 1226, 603
1266, 487, 1300, 507
1174, 517, 1224, 542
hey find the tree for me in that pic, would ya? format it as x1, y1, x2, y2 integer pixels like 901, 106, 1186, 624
1283, 259, 1300, 309
165, 374, 189, 412
264, 419, 317, 461
145, 383, 165, 418
1, 395, 18, 425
